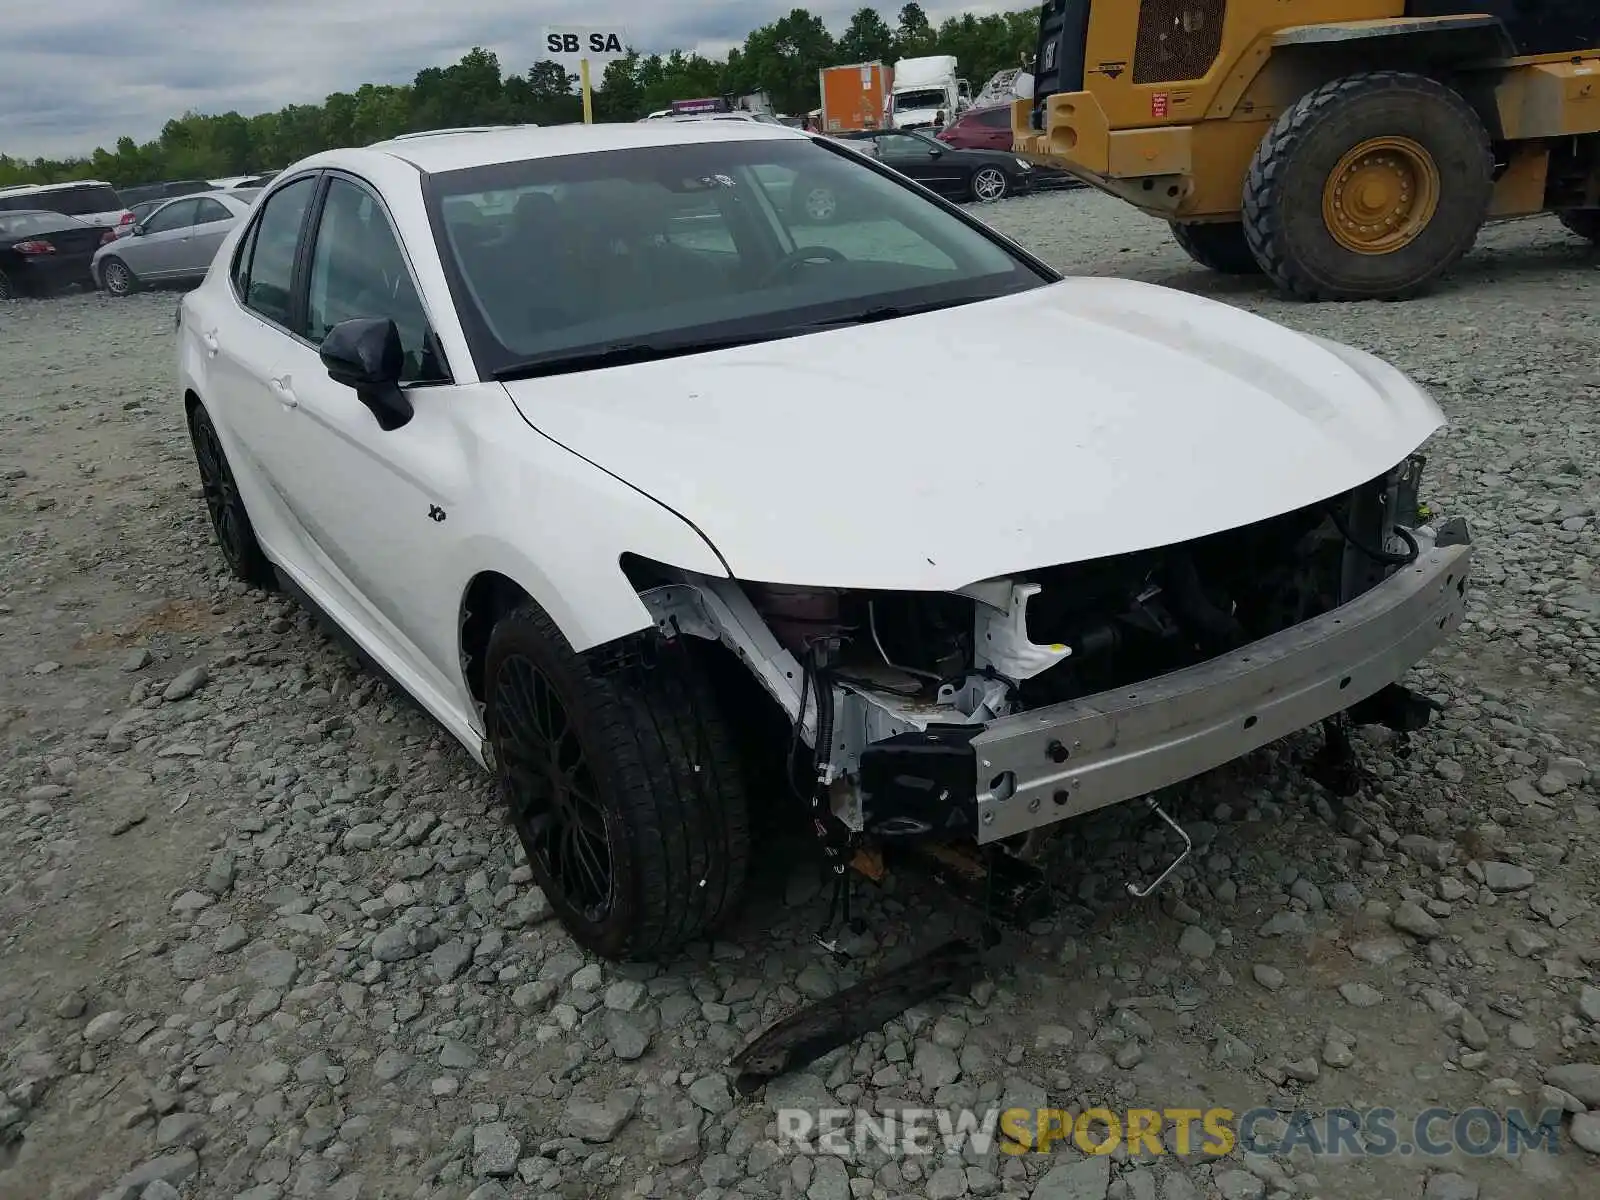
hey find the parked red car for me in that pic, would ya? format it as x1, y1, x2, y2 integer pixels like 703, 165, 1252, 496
935, 104, 1014, 152
937, 103, 1079, 190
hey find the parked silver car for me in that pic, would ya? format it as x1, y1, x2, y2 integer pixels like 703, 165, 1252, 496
93, 190, 259, 296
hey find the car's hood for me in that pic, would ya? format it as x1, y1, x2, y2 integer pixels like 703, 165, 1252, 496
502, 278, 1444, 591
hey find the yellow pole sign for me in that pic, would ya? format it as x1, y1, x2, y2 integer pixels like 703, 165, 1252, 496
543, 26, 629, 124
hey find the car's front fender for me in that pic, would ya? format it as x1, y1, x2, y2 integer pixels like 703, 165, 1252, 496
458, 406, 732, 657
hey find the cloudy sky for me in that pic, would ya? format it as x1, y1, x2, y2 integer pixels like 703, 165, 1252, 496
2, 1, 1016, 160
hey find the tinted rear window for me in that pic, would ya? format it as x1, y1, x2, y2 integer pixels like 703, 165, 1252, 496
0, 211, 89, 238
0, 184, 123, 216
119, 185, 166, 208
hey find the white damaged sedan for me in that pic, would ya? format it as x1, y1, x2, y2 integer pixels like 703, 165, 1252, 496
177, 120, 1471, 960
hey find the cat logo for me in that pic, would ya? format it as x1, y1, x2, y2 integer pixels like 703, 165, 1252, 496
428, 505, 447, 523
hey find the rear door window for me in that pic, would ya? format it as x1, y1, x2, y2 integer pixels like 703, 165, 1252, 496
194, 198, 234, 224
235, 176, 317, 328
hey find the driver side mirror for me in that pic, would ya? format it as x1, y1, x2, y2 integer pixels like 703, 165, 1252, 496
928, 146, 944, 158
131, 224, 146, 237
320, 317, 414, 431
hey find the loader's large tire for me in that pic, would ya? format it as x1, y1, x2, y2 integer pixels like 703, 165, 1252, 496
1241, 72, 1493, 300
1557, 209, 1600, 243
1169, 220, 1262, 275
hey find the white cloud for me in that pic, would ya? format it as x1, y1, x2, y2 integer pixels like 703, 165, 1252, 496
1, 1, 1022, 160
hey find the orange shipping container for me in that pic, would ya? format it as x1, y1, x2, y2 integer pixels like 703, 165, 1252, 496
818, 62, 891, 134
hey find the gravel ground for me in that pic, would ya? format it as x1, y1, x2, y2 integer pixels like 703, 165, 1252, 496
2, 190, 1598, 1200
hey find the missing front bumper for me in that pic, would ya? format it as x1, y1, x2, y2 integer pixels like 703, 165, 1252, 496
965, 542, 1471, 842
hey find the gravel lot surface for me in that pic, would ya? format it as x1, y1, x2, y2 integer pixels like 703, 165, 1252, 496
2, 190, 1598, 1200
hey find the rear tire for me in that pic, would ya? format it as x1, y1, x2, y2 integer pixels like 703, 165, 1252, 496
1557, 209, 1600, 243
485, 605, 752, 962
1241, 71, 1492, 300
1169, 221, 1262, 275
0, 269, 12, 301
187, 402, 276, 589
101, 257, 138, 297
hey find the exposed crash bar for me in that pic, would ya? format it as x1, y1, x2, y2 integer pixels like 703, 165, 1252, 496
971, 543, 1473, 842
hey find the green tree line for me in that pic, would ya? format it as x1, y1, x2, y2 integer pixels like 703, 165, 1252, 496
0, 4, 1036, 190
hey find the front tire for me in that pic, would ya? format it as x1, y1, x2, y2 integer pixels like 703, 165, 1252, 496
1241, 72, 1492, 300
101, 257, 138, 297
970, 166, 1010, 203
187, 402, 275, 589
1558, 209, 1600, 243
485, 605, 752, 962
1169, 221, 1262, 275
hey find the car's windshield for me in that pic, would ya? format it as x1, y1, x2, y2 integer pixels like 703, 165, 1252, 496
424, 135, 1049, 376
0, 211, 89, 237
895, 88, 948, 111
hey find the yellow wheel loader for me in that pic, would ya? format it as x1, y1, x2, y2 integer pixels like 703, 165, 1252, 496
1013, 1, 1600, 299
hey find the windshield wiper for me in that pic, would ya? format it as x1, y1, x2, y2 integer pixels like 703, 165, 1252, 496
492, 333, 784, 380
803, 299, 973, 328
492, 300, 978, 381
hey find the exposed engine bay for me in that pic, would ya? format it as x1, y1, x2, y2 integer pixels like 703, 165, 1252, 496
633, 453, 1460, 859
751, 492, 1355, 709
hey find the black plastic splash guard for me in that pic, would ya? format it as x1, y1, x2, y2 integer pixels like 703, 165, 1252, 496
858, 724, 980, 840
728, 938, 984, 1095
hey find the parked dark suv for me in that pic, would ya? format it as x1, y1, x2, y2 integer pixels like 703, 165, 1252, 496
117, 180, 218, 208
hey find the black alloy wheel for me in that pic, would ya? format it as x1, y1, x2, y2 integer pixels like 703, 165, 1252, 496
187, 403, 275, 588
492, 653, 614, 922
482, 601, 752, 961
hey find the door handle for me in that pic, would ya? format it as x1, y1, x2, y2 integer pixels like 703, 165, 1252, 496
201, 329, 219, 356
270, 375, 298, 409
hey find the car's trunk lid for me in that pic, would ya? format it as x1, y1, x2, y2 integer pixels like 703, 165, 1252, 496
29, 225, 105, 256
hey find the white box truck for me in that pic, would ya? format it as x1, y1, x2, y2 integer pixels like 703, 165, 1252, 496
889, 55, 970, 130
